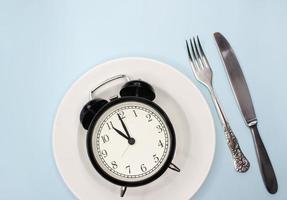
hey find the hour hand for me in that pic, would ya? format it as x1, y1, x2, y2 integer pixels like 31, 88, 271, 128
111, 125, 129, 140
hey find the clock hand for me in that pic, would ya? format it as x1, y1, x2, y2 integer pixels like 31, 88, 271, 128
116, 114, 135, 145
111, 125, 129, 140
112, 125, 135, 145
121, 145, 130, 157
117, 113, 132, 139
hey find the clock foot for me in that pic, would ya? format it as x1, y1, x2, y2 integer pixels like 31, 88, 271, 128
120, 186, 127, 197
169, 163, 180, 172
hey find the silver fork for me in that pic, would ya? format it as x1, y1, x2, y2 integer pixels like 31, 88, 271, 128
186, 37, 250, 173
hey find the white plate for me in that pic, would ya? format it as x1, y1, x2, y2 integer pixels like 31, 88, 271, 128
53, 57, 216, 200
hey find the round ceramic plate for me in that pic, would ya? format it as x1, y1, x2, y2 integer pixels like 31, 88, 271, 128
53, 57, 216, 200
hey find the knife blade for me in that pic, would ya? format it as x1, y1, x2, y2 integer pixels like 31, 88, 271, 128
214, 32, 278, 194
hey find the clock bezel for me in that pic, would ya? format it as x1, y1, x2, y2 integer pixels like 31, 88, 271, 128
86, 96, 176, 187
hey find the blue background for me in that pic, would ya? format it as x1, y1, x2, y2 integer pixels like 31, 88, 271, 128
0, 0, 286, 199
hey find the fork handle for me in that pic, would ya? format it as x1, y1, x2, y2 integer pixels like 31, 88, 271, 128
224, 123, 250, 172
210, 89, 249, 172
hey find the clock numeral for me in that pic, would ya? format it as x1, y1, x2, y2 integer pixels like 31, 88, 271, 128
133, 110, 138, 117
101, 149, 108, 158
118, 110, 125, 119
158, 140, 164, 148
101, 135, 110, 143
140, 164, 147, 172
106, 121, 113, 130
146, 114, 152, 122
156, 125, 163, 133
153, 154, 159, 163
125, 165, 131, 174
111, 161, 118, 169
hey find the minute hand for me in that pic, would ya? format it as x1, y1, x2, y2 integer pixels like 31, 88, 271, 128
117, 113, 131, 139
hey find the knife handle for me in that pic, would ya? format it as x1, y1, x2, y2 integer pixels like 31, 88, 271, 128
224, 123, 250, 173
250, 125, 278, 194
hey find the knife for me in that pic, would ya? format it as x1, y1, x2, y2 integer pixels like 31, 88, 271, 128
214, 32, 278, 194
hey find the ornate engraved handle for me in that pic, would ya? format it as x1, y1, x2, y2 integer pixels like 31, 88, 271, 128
209, 89, 249, 173
224, 123, 250, 173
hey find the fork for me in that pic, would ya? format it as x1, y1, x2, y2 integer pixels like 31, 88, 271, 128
186, 37, 250, 173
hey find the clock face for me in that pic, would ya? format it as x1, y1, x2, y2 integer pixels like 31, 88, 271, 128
87, 98, 175, 186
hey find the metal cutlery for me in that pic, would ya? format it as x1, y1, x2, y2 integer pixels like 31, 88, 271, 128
214, 32, 278, 194
185, 37, 250, 173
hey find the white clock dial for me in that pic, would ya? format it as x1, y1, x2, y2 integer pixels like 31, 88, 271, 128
90, 100, 172, 183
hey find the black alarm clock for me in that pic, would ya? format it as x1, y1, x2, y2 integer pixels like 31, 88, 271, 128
80, 75, 180, 197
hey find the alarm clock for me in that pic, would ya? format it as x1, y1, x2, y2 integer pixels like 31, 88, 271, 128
80, 75, 180, 197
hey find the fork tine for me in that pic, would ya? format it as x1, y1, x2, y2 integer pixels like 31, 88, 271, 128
196, 36, 211, 68
193, 37, 205, 69
193, 37, 200, 59
185, 40, 193, 61
196, 36, 205, 56
189, 39, 201, 70
186, 39, 199, 73
190, 38, 199, 61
